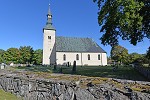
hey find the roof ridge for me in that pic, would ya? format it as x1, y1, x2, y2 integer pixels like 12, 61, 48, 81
56, 36, 92, 39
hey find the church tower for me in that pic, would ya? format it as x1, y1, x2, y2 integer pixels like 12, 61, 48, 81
43, 4, 56, 65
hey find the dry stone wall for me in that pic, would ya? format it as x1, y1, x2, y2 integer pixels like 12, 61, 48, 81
0, 70, 150, 100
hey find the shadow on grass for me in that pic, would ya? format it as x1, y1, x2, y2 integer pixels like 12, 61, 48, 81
62, 66, 148, 81
16, 66, 54, 73
15, 65, 148, 81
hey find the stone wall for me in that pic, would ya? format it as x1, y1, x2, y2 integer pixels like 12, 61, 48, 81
0, 70, 150, 100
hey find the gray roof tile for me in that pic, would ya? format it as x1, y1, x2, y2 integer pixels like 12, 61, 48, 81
56, 36, 106, 53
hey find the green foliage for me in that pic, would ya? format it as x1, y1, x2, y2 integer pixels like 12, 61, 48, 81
111, 45, 129, 64
127, 53, 149, 64
0, 46, 43, 65
19, 46, 34, 64
32, 49, 43, 65
0, 49, 5, 63
146, 47, 150, 65
129, 53, 143, 63
3, 48, 20, 64
94, 0, 149, 46
146, 47, 150, 59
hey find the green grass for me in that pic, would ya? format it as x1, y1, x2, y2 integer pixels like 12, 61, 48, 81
60, 66, 148, 81
11, 65, 53, 73
13, 65, 148, 81
0, 89, 21, 100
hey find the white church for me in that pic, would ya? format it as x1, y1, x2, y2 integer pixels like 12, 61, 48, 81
42, 5, 107, 66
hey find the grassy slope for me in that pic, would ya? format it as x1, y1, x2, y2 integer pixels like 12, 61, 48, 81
61, 66, 147, 81
0, 89, 21, 100
14, 65, 148, 81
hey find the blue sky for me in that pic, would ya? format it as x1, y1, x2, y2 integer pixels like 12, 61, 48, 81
0, 0, 149, 56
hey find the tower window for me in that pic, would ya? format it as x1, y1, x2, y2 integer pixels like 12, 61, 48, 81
88, 54, 90, 60
98, 54, 100, 60
48, 36, 51, 39
76, 54, 79, 60
63, 54, 66, 61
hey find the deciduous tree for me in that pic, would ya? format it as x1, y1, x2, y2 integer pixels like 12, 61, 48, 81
32, 49, 42, 65
3, 48, 20, 64
146, 47, 150, 59
111, 45, 129, 64
93, 0, 150, 46
0, 49, 5, 63
19, 46, 34, 64
146, 47, 150, 65
129, 53, 143, 63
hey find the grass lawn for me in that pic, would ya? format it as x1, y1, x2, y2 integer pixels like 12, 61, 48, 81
60, 66, 148, 81
0, 89, 21, 100
13, 65, 148, 81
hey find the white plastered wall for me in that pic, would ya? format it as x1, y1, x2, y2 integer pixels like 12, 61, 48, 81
56, 52, 107, 66
43, 29, 56, 65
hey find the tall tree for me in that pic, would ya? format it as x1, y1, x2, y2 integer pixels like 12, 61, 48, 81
146, 47, 150, 59
3, 48, 20, 64
146, 47, 150, 65
93, 0, 150, 46
0, 49, 5, 63
32, 49, 43, 65
111, 45, 129, 64
19, 46, 34, 64
129, 53, 143, 63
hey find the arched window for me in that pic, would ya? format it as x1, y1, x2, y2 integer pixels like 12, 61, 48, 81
76, 54, 79, 60
88, 54, 90, 60
98, 54, 100, 60
63, 54, 66, 61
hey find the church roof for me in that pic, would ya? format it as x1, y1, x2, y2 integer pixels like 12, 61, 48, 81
44, 23, 55, 30
56, 36, 106, 53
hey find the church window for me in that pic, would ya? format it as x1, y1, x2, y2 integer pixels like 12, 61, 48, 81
88, 54, 90, 60
76, 54, 79, 60
98, 54, 100, 60
63, 54, 66, 61
48, 36, 51, 39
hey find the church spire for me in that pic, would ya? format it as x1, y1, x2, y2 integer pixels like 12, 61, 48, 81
48, 4, 52, 16
47, 4, 52, 25
44, 4, 55, 30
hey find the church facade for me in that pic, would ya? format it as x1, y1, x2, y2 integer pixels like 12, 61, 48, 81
42, 5, 107, 66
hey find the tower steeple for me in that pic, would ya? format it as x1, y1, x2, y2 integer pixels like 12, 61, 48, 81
48, 4, 52, 16
43, 3, 56, 65
44, 4, 55, 30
